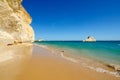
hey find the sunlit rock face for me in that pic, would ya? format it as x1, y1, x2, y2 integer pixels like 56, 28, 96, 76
0, 0, 34, 44
83, 36, 96, 42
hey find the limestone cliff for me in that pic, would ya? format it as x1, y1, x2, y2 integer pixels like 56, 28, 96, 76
83, 36, 96, 42
0, 0, 34, 44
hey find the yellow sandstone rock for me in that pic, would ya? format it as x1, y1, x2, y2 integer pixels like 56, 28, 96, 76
0, 0, 34, 44
83, 36, 96, 42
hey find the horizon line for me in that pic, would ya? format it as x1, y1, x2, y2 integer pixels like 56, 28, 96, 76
35, 40, 120, 41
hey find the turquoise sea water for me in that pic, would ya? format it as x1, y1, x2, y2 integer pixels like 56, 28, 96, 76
35, 41, 120, 65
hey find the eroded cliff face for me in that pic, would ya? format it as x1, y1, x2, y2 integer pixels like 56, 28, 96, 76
0, 0, 34, 44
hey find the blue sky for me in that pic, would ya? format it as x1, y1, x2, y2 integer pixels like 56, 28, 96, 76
22, 0, 120, 40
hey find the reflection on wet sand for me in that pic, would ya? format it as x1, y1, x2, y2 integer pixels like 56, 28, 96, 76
0, 44, 119, 80
0, 44, 33, 80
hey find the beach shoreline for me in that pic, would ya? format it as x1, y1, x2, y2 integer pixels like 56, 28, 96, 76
0, 43, 119, 80
33, 44, 120, 79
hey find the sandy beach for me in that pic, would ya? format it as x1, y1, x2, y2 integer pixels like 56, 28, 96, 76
0, 44, 119, 80
0, 0, 120, 80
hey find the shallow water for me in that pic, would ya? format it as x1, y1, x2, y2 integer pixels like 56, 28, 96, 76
35, 41, 120, 66
0, 44, 119, 80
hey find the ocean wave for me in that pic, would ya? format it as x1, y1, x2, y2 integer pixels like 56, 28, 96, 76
60, 52, 120, 77
60, 51, 120, 77
60, 52, 78, 63
86, 66, 120, 77
39, 45, 48, 48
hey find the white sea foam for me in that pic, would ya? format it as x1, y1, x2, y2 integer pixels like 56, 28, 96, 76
60, 50, 120, 77
39, 45, 48, 48
86, 66, 120, 77
60, 52, 120, 77
60, 52, 78, 63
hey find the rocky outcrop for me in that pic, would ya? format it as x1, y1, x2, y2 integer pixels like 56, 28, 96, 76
0, 0, 34, 44
83, 36, 96, 42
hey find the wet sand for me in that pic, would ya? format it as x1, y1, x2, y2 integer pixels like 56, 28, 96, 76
0, 44, 119, 80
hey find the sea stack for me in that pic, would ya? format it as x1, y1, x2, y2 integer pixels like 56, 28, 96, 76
83, 36, 96, 42
0, 0, 34, 45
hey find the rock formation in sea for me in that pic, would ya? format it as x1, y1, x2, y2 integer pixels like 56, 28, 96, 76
83, 36, 96, 42
0, 0, 34, 44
